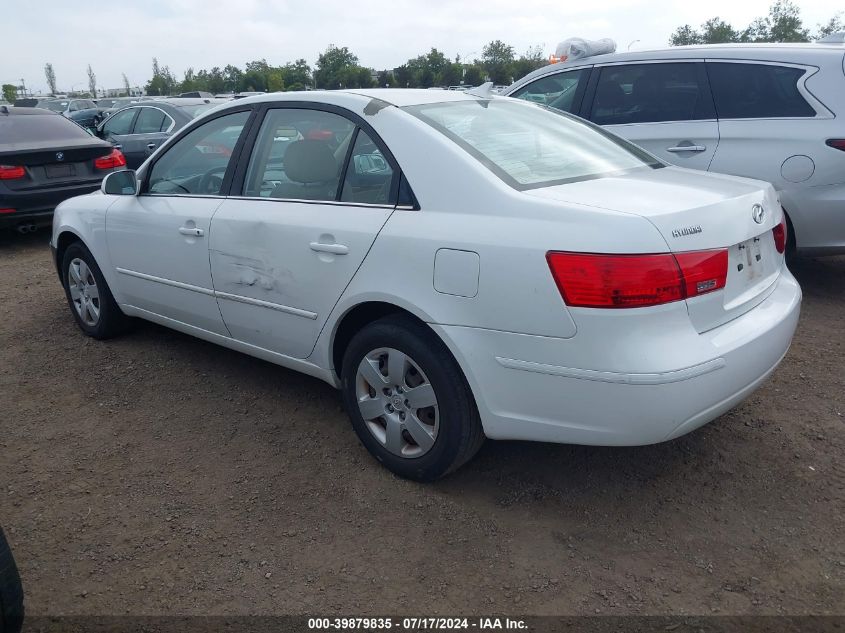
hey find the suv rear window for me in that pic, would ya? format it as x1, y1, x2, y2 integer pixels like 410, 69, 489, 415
707, 63, 816, 119
0, 113, 91, 146
589, 63, 714, 125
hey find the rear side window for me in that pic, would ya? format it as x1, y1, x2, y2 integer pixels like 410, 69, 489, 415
590, 63, 713, 125
134, 107, 169, 134
510, 68, 589, 114
706, 63, 815, 119
102, 108, 136, 136
0, 113, 91, 145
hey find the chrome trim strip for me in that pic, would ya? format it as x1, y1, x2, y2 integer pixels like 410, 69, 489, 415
225, 195, 396, 210
116, 267, 319, 320
495, 356, 726, 385
115, 267, 215, 296
214, 291, 318, 320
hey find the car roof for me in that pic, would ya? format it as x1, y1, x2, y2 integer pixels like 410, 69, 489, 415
508, 42, 845, 90
0, 106, 60, 116
233, 88, 483, 109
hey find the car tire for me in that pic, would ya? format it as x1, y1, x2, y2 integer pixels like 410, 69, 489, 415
0, 527, 24, 633
341, 314, 484, 481
61, 242, 130, 340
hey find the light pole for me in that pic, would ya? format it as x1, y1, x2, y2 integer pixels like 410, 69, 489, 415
627, 39, 641, 51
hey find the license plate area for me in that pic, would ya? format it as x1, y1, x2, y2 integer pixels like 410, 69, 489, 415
733, 237, 765, 282
46, 164, 75, 179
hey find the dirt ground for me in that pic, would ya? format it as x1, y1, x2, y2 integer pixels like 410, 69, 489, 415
0, 229, 842, 617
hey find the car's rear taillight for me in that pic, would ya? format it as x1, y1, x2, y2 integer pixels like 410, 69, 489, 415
825, 139, 845, 151
0, 208, 16, 214
547, 249, 728, 309
772, 218, 787, 254
0, 165, 25, 180
94, 148, 126, 170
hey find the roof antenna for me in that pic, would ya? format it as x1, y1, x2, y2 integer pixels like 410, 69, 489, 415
467, 82, 495, 98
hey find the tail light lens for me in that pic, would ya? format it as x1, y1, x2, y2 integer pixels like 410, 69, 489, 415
547, 249, 728, 309
772, 218, 787, 254
94, 148, 126, 170
0, 165, 25, 180
825, 139, 845, 151
0, 208, 16, 214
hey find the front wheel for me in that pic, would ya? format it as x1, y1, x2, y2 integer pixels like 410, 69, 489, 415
61, 242, 130, 339
341, 315, 484, 481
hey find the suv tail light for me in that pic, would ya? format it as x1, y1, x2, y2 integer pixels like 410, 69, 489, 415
94, 148, 126, 170
772, 218, 787, 254
826, 139, 845, 151
0, 165, 25, 180
547, 250, 728, 309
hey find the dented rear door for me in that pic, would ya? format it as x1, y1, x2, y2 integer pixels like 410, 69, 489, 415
208, 198, 392, 359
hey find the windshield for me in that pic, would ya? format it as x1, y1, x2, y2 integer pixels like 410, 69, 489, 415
41, 101, 68, 113
404, 99, 662, 190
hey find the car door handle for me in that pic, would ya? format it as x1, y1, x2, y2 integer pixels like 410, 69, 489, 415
666, 145, 707, 153
147, 143, 157, 150
309, 242, 348, 255
179, 226, 204, 237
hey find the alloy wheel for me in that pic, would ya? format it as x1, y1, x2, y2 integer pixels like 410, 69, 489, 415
68, 258, 101, 327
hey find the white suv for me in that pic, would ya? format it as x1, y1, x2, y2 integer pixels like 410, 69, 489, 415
505, 43, 845, 256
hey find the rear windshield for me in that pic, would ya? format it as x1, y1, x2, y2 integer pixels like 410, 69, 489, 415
0, 114, 92, 144
41, 101, 68, 112
404, 99, 662, 190
178, 104, 216, 118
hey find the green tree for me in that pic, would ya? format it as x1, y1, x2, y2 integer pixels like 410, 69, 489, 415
87, 64, 97, 97
511, 45, 547, 80
122, 73, 131, 96
223, 65, 243, 92
44, 63, 57, 95
462, 65, 483, 86
393, 64, 413, 87
437, 63, 463, 87
814, 13, 843, 39
267, 68, 285, 92
376, 70, 394, 87
2, 84, 17, 102
145, 57, 177, 96
701, 18, 740, 43
315, 45, 358, 89
480, 40, 515, 84
281, 59, 312, 90
670, 24, 703, 45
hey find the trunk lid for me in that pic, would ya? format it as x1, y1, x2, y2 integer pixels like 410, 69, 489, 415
527, 166, 784, 332
0, 143, 111, 191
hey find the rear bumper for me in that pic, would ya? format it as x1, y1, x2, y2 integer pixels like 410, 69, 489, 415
433, 268, 802, 446
0, 182, 101, 229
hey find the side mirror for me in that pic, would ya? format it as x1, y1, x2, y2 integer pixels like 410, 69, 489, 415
101, 169, 138, 195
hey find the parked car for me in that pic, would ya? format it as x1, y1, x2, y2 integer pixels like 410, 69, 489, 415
39, 98, 100, 129
95, 99, 224, 169
95, 96, 155, 121
176, 91, 214, 98
0, 527, 24, 633
505, 43, 845, 256
51, 90, 800, 480
0, 106, 125, 232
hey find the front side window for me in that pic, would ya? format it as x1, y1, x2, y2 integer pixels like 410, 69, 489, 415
147, 110, 250, 196
406, 99, 661, 190
707, 63, 815, 119
590, 63, 713, 125
134, 107, 169, 134
102, 108, 137, 136
242, 108, 355, 201
340, 130, 395, 205
510, 68, 589, 114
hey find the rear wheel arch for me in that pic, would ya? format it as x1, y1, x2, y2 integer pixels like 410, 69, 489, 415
781, 206, 797, 255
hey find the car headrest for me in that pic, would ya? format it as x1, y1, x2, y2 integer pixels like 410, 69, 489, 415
283, 140, 337, 184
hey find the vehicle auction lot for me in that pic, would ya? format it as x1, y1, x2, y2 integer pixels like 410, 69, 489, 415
1, 230, 842, 616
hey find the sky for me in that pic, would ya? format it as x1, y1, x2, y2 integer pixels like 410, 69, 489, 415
2, 0, 841, 94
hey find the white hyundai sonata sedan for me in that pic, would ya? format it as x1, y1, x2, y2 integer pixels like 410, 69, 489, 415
51, 89, 801, 481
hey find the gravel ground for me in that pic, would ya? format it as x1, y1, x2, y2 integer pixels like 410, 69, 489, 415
0, 229, 842, 617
